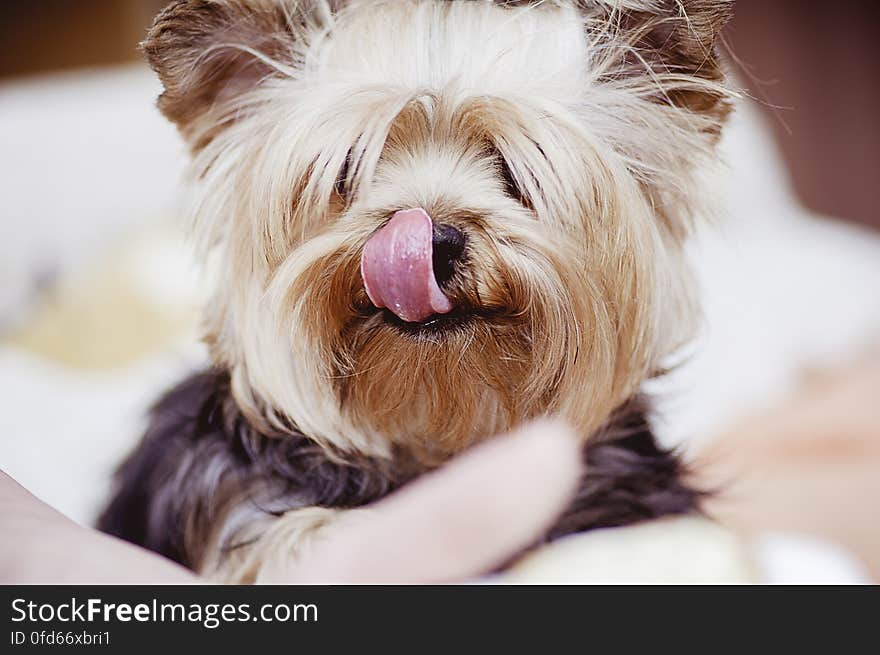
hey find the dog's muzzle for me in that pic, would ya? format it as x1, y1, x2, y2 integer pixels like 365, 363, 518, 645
361, 208, 465, 322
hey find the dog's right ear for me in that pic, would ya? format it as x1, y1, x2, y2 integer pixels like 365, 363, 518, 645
143, 0, 318, 146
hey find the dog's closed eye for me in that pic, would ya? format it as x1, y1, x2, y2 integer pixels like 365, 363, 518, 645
335, 149, 353, 200
493, 149, 529, 207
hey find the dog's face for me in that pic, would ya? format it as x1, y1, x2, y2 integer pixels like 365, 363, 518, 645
146, 0, 733, 463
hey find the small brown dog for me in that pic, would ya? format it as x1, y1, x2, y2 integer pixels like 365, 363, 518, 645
99, 0, 735, 582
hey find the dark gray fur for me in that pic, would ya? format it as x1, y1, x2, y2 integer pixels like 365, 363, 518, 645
97, 369, 701, 569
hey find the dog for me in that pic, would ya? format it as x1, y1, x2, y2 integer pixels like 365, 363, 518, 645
98, 0, 735, 582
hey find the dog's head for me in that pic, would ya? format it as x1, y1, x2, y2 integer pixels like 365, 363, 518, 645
146, 0, 734, 463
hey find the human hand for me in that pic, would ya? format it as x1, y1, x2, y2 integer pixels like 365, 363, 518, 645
259, 419, 581, 584
1, 419, 580, 584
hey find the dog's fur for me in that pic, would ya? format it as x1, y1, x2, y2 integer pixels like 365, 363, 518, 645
98, 0, 734, 582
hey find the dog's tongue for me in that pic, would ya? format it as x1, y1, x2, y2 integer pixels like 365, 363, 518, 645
361, 208, 453, 322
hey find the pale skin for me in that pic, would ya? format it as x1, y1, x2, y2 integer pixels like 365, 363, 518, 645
0, 419, 581, 584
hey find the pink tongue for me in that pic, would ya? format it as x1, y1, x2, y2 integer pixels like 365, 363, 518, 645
361, 208, 453, 322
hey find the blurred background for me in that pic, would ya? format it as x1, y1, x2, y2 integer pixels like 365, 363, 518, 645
0, 0, 878, 583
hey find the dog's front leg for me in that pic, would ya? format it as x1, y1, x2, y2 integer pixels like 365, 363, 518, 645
201, 506, 348, 584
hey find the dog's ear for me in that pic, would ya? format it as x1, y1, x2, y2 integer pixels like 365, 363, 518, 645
142, 0, 309, 144
590, 0, 734, 122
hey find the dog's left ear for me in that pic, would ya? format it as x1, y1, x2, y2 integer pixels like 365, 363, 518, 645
142, 0, 310, 146
589, 0, 734, 124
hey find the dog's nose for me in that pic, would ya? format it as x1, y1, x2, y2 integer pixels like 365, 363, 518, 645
431, 224, 466, 287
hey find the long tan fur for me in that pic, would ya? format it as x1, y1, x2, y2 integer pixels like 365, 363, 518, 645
140, 0, 735, 580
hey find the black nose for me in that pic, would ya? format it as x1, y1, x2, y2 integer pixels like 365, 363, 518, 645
432, 223, 466, 287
